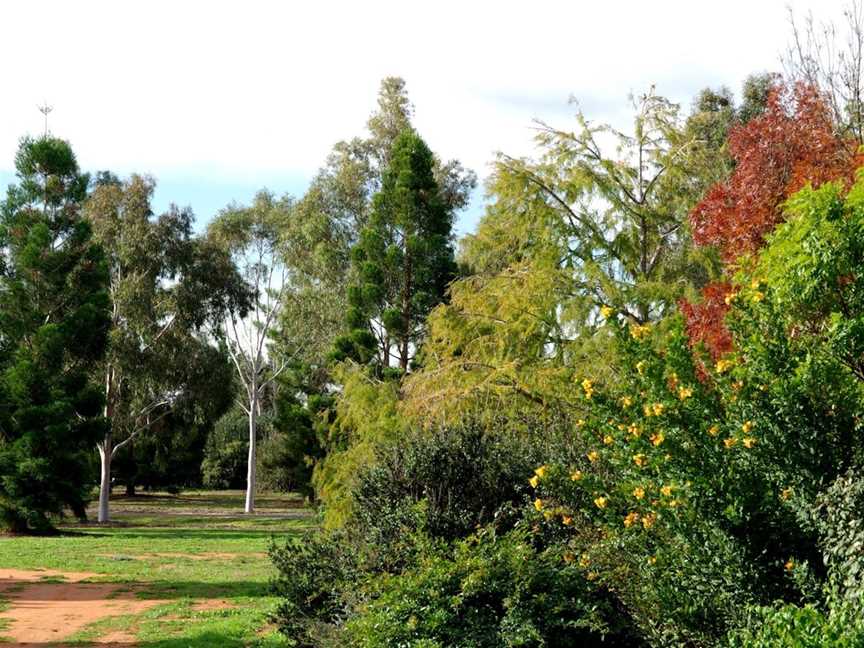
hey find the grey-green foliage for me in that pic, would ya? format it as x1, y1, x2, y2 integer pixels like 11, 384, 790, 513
815, 471, 864, 603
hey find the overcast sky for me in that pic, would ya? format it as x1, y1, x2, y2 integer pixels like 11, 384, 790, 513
0, 0, 852, 235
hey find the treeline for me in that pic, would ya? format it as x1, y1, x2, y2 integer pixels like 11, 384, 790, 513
5, 4, 864, 645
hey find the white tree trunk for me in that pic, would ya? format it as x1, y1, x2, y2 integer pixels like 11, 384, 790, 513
97, 435, 112, 523
244, 393, 257, 513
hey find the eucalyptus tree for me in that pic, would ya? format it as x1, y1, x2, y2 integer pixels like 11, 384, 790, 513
85, 174, 248, 522
209, 191, 293, 513
0, 136, 110, 532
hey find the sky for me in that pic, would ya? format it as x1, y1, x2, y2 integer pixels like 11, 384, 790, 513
0, 0, 854, 236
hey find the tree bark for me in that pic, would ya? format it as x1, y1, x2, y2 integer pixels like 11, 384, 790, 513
244, 391, 257, 513
98, 434, 112, 523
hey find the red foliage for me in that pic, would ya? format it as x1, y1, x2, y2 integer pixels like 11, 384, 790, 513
679, 282, 734, 361
690, 81, 863, 263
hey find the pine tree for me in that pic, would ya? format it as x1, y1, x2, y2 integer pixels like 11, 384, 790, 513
332, 129, 456, 373
0, 136, 110, 532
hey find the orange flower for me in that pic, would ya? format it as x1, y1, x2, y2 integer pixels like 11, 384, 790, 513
623, 511, 640, 528
724, 437, 738, 449
633, 454, 647, 467
650, 432, 665, 447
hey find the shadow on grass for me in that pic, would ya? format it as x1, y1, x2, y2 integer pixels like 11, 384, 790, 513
6, 631, 278, 647
0, 579, 273, 600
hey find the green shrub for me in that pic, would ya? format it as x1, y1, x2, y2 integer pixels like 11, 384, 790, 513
725, 600, 864, 647
344, 526, 644, 648
269, 530, 359, 648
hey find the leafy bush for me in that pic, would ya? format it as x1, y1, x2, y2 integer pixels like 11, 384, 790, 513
725, 600, 864, 647
269, 530, 359, 648
344, 526, 644, 648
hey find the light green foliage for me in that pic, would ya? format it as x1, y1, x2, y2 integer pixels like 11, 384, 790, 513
312, 363, 407, 528
725, 600, 864, 648
404, 89, 717, 421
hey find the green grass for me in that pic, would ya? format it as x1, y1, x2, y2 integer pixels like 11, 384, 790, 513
0, 489, 313, 646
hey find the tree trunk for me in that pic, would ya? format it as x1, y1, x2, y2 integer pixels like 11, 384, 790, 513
98, 434, 112, 523
245, 393, 257, 513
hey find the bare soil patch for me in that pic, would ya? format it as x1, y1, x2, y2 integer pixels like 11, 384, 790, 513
0, 569, 160, 644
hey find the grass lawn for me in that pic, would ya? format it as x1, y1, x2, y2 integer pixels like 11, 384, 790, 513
0, 490, 313, 646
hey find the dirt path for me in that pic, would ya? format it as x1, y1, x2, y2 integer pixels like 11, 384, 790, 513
0, 569, 160, 645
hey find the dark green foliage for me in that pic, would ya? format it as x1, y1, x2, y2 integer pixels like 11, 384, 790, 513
201, 409, 264, 490
114, 340, 236, 493
0, 136, 110, 532
332, 129, 456, 372
351, 422, 544, 562
269, 531, 360, 648
344, 527, 644, 648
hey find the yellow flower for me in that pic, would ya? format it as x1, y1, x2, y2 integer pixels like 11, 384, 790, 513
594, 496, 607, 509
587, 571, 598, 581
581, 378, 594, 399
781, 487, 793, 500
643, 404, 652, 417
650, 432, 665, 447
724, 437, 738, 449
630, 323, 651, 340
621, 396, 633, 408
534, 498, 544, 511
785, 559, 795, 571
623, 511, 640, 528
579, 554, 591, 568
600, 305, 613, 318
678, 386, 693, 401
562, 515, 573, 526
628, 424, 641, 438
636, 361, 646, 375
742, 437, 757, 449
724, 291, 738, 305
563, 552, 575, 564
752, 290, 764, 303
648, 555, 657, 565
576, 419, 585, 427
708, 424, 720, 437
633, 454, 647, 467
633, 486, 645, 499
534, 465, 548, 478
570, 470, 583, 481
750, 278, 761, 289
529, 475, 540, 489
741, 420, 753, 434
668, 372, 679, 389
603, 435, 614, 446
715, 358, 734, 374
544, 510, 554, 520
652, 403, 665, 416
641, 512, 657, 529
668, 499, 680, 508
587, 451, 599, 463
660, 485, 673, 497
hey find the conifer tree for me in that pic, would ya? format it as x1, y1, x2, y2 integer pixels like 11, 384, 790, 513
332, 129, 456, 373
0, 136, 110, 532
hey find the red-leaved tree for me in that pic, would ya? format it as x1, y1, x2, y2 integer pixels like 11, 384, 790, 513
683, 81, 864, 359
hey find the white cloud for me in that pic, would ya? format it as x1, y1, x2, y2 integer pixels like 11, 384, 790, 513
0, 0, 851, 222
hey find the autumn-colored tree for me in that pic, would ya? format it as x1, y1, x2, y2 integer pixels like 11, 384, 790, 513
683, 81, 864, 359
690, 81, 862, 263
